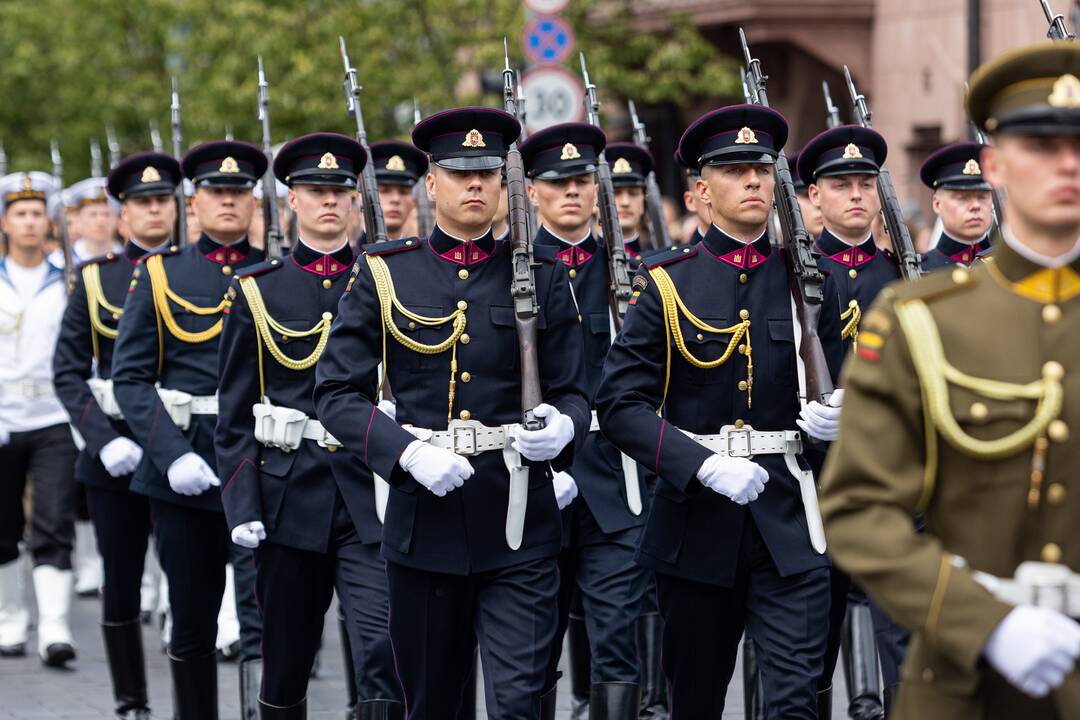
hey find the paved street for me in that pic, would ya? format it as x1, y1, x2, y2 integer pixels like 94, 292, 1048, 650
0, 565, 852, 719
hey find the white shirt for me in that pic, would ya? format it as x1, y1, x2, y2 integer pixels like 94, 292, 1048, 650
1002, 225, 1080, 269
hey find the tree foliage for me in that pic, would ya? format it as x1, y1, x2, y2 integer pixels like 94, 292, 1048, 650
0, 0, 736, 182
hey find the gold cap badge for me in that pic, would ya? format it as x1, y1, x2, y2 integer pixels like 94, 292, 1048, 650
1048, 74, 1080, 109
843, 143, 863, 159
141, 166, 162, 183
21, 175, 32, 192
219, 157, 240, 174
560, 143, 581, 161
318, 152, 339, 170
612, 157, 632, 174
962, 159, 981, 175
385, 155, 406, 172
734, 127, 758, 145
462, 129, 486, 148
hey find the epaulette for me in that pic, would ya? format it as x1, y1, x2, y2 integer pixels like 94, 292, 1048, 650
81, 251, 122, 267
236, 257, 285, 279
531, 244, 558, 264
886, 264, 979, 306
146, 243, 182, 259
641, 244, 697, 269
363, 237, 421, 256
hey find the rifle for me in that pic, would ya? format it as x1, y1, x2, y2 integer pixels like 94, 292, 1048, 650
1042, 0, 1075, 39
502, 39, 544, 435
412, 98, 434, 238
90, 138, 103, 178
149, 121, 163, 154
822, 81, 842, 129
170, 77, 189, 246
51, 140, 76, 289
339, 37, 388, 245
257, 56, 285, 258
628, 100, 673, 249
579, 52, 634, 329
739, 30, 834, 405
0, 141, 6, 175
106, 127, 121, 170
843, 65, 922, 280
513, 69, 540, 232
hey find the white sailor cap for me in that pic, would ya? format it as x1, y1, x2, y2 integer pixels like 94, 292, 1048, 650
0, 172, 60, 215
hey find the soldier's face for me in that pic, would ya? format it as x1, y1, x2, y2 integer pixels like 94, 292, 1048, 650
78, 202, 118, 244
932, 188, 993, 242
288, 185, 354, 243
121, 194, 176, 245
797, 192, 824, 238
697, 163, 775, 234
528, 174, 597, 237
192, 186, 255, 241
983, 135, 1080, 236
615, 186, 645, 235
2, 200, 49, 250
427, 167, 502, 235
378, 184, 416, 235
809, 174, 881, 239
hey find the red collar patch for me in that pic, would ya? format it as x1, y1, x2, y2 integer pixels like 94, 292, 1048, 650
555, 245, 594, 268
437, 242, 492, 266
717, 244, 768, 269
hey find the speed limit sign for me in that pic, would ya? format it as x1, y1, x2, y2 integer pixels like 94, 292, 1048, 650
522, 65, 584, 134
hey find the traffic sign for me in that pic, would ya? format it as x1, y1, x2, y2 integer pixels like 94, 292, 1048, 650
524, 0, 570, 14
522, 15, 575, 66
522, 64, 584, 133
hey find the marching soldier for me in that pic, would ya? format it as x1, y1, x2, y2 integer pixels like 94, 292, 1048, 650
519, 123, 649, 718
596, 105, 832, 718
918, 142, 994, 271
53, 152, 180, 718
675, 150, 708, 246
789, 152, 824, 240
216, 132, 403, 719
0, 171, 80, 667
605, 142, 651, 259
314, 106, 590, 719
68, 176, 122, 262
821, 40, 1080, 718
249, 178, 288, 251
112, 140, 266, 719
370, 139, 428, 241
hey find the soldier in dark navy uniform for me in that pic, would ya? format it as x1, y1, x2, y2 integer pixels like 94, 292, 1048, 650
789, 151, 824, 241
53, 152, 180, 719
314, 107, 590, 720
370, 140, 428, 242
605, 142, 652, 260
919, 142, 995, 271
519, 124, 649, 720
111, 140, 267, 720
596, 105, 832, 719
216, 132, 403, 720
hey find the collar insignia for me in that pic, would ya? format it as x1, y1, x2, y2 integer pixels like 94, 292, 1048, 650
385, 155, 406, 172
843, 143, 863, 159
612, 157, 632, 173
219, 157, 240, 174
318, 152, 339, 170
141, 166, 162, 183
1049, 74, 1080, 109
734, 127, 758, 145
560, 143, 581, 161
962, 159, 981, 175
463, 129, 486, 148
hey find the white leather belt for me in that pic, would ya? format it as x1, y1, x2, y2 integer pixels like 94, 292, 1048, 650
403, 418, 529, 551
970, 561, 1080, 617
590, 411, 642, 516
253, 401, 340, 452
0, 379, 56, 401
158, 388, 217, 431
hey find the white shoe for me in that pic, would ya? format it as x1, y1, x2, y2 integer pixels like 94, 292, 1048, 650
140, 545, 161, 622
32, 565, 76, 666
0, 556, 29, 655
215, 563, 240, 660
73, 521, 103, 597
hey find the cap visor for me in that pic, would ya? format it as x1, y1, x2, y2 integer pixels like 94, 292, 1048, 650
433, 156, 505, 171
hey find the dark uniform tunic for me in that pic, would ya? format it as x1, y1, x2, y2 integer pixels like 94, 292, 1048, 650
921, 233, 993, 272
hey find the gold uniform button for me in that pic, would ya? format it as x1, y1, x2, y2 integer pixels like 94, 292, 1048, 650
1048, 420, 1069, 443
1043, 304, 1062, 324
322, 278, 332, 289
1048, 484, 1067, 505
682, 247, 691, 253
951, 267, 969, 285
327, 444, 338, 453
1043, 361, 1065, 381
458, 268, 469, 280
461, 372, 472, 383
739, 273, 748, 284
739, 309, 750, 320
738, 344, 747, 355
222, 265, 233, 276
848, 268, 858, 279
460, 333, 470, 345
405, 240, 414, 246
408, 321, 416, 330
969, 402, 989, 421
922, 668, 935, 683
459, 410, 471, 421
457, 300, 468, 311
734, 419, 745, 429
738, 380, 748, 391
696, 332, 704, 341
1041, 543, 1063, 563
111, 312, 121, 320
569, 268, 577, 279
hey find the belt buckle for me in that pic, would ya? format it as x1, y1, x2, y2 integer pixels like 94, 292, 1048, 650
21, 379, 37, 398
724, 427, 753, 459
448, 421, 478, 456
1030, 569, 1069, 615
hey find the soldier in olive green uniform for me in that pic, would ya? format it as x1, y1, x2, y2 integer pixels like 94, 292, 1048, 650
820, 41, 1080, 719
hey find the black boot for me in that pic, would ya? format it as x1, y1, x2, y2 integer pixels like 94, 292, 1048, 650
842, 604, 885, 720
742, 638, 766, 720
568, 616, 591, 719
102, 620, 151, 718
259, 697, 306, 719
240, 659, 262, 720
457, 648, 478, 720
539, 686, 558, 720
817, 685, 832, 720
636, 614, 667, 719
169, 651, 218, 720
339, 614, 358, 720
356, 700, 405, 720
589, 682, 641, 720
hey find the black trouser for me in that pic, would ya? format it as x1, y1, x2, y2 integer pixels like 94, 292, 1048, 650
254, 497, 400, 707
86, 485, 151, 623
150, 499, 261, 661
387, 556, 559, 720
229, 540, 262, 663
0, 423, 78, 568
655, 520, 830, 720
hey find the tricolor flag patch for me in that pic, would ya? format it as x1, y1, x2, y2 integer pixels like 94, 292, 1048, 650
629, 290, 642, 306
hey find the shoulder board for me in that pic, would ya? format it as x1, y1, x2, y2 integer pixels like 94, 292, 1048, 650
363, 237, 421, 256
887, 264, 979, 306
81, 252, 121, 268
641, 244, 697, 269
236, 258, 285, 279
531, 244, 558, 264
145, 243, 182, 259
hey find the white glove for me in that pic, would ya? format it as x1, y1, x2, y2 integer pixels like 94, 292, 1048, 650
696, 454, 769, 505
984, 605, 1080, 698
377, 399, 397, 422
797, 389, 845, 442
552, 471, 578, 510
399, 439, 474, 497
166, 452, 221, 496
99, 436, 143, 477
511, 403, 575, 462
230, 521, 266, 549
